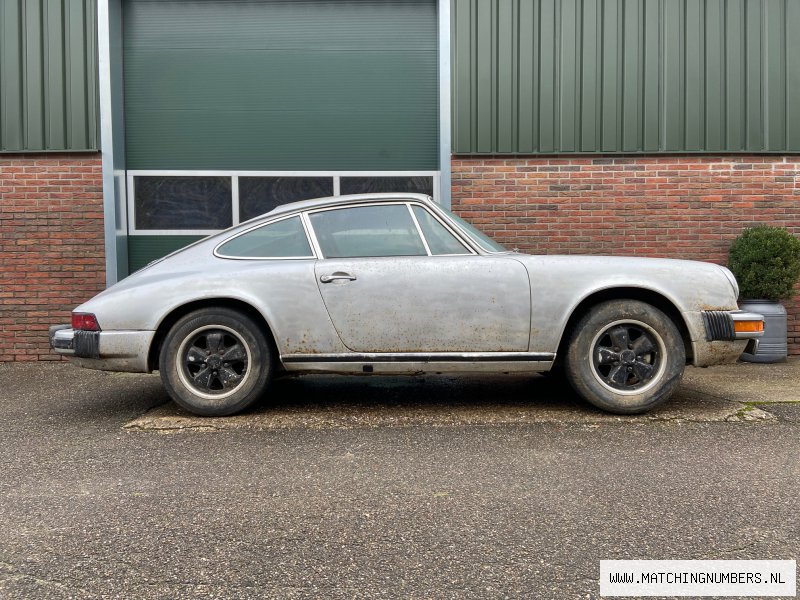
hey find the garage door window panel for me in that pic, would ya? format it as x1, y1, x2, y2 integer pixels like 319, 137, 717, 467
339, 176, 434, 197
239, 177, 334, 221
133, 176, 232, 230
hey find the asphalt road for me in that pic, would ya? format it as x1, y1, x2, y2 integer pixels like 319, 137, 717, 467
0, 364, 797, 599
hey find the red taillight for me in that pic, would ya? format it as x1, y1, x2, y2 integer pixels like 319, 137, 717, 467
72, 313, 101, 331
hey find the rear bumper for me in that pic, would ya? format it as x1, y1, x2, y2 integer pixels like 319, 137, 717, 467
49, 325, 155, 373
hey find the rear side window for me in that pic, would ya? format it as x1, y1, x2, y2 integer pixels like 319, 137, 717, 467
412, 206, 470, 255
309, 205, 427, 258
217, 216, 313, 258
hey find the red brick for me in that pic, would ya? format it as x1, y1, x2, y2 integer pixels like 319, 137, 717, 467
0, 153, 104, 361
452, 154, 800, 355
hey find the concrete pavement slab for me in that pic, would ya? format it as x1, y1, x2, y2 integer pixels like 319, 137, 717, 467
123, 362, 794, 431
5, 359, 797, 431
681, 357, 800, 404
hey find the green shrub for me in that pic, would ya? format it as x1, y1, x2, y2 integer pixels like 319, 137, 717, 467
728, 226, 800, 301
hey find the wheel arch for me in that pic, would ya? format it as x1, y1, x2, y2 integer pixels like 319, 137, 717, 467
555, 287, 693, 366
147, 298, 278, 372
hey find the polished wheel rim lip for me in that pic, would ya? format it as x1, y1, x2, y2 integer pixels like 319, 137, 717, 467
589, 318, 668, 396
176, 325, 252, 401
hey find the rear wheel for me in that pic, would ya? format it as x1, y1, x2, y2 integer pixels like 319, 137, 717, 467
564, 300, 685, 414
159, 308, 271, 416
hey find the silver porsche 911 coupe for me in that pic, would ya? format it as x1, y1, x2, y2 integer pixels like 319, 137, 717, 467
50, 193, 763, 416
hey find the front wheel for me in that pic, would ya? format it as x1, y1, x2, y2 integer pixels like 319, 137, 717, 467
564, 300, 685, 414
159, 308, 272, 416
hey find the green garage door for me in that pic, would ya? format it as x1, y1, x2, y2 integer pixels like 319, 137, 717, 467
123, 0, 438, 170
123, 0, 439, 271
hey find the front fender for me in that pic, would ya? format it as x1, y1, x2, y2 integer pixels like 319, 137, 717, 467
514, 255, 739, 355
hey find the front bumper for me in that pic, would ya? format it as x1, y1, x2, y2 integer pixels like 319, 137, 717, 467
49, 325, 155, 373
701, 310, 764, 355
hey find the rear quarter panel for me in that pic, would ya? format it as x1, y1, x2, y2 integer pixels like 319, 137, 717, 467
75, 250, 349, 356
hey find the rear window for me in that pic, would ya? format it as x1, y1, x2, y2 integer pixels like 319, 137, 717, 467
216, 216, 313, 258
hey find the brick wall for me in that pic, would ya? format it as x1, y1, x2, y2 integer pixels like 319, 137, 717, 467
2, 153, 799, 359
0, 154, 105, 361
452, 155, 800, 355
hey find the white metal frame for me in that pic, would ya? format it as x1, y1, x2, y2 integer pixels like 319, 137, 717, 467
438, 0, 452, 208
98, 0, 128, 284
127, 170, 441, 236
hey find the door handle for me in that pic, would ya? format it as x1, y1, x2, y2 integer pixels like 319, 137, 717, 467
320, 272, 357, 283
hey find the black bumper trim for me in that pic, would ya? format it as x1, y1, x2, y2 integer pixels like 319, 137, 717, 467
702, 311, 736, 341
74, 330, 100, 359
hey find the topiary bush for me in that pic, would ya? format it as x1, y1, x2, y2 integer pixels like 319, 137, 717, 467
728, 225, 800, 301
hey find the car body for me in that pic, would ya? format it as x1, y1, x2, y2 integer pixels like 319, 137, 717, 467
50, 193, 763, 415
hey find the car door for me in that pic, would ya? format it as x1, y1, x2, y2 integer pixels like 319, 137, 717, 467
307, 202, 531, 353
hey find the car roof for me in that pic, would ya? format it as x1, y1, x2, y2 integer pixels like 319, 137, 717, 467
256, 193, 436, 221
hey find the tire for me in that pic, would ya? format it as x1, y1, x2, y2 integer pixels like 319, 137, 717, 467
159, 308, 272, 416
564, 300, 685, 414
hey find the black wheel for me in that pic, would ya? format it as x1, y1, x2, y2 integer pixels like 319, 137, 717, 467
564, 300, 685, 414
159, 308, 272, 416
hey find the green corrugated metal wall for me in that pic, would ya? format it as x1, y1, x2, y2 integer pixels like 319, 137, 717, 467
0, 0, 98, 152
452, 0, 800, 154
122, 0, 439, 170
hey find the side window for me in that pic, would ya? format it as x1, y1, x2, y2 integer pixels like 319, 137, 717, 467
216, 216, 313, 258
412, 206, 471, 255
309, 205, 427, 258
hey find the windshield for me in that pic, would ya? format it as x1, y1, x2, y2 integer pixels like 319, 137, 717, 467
437, 207, 508, 253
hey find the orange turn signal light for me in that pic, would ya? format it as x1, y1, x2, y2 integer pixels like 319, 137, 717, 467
734, 320, 764, 334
